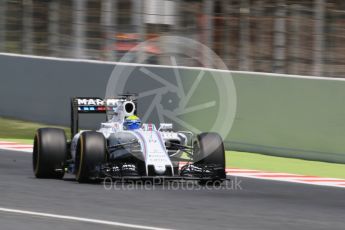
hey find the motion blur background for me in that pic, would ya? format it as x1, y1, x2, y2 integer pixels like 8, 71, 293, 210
0, 0, 344, 77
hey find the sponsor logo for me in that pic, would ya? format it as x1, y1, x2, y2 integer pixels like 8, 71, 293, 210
77, 98, 120, 107
97, 106, 106, 111
77, 98, 104, 106
78, 106, 103, 111
106, 99, 118, 106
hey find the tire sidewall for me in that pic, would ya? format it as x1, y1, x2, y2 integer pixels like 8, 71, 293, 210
193, 132, 226, 179
75, 131, 106, 182
33, 128, 67, 178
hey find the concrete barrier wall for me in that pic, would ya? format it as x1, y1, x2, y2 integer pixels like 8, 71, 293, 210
229, 72, 345, 163
1, 53, 345, 163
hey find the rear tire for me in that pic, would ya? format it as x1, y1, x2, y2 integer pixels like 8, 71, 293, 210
75, 131, 106, 183
33, 128, 67, 179
193, 132, 226, 181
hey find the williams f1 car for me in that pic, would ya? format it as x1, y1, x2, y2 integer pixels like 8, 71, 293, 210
33, 95, 226, 183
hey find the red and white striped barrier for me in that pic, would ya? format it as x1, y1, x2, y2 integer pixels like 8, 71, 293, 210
0, 141, 33, 153
180, 162, 345, 189
1, 142, 344, 188
228, 168, 345, 188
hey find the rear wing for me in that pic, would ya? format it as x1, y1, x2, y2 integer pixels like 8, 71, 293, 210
70, 95, 137, 137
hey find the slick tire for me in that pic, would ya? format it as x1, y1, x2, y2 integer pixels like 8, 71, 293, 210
33, 128, 67, 179
75, 131, 106, 183
193, 132, 226, 180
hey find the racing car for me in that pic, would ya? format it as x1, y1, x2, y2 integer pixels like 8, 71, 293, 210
33, 95, 226, 184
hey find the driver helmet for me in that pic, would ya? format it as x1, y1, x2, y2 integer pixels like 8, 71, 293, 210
123, 115, 141, 130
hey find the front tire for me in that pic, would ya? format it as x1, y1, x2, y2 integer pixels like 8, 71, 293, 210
193, 132, 226, 181
33, 128, 67, 179
75, 131, 106, 183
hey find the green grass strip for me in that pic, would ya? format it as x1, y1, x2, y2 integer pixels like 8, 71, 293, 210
226, 151, 345, 179
0, 138, 33, 144
0, 117, 70, 140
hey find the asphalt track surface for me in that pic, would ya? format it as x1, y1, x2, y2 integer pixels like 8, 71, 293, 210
0, 149, 344, 230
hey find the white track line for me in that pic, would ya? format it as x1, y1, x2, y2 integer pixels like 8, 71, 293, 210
0, 207, 174, 230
